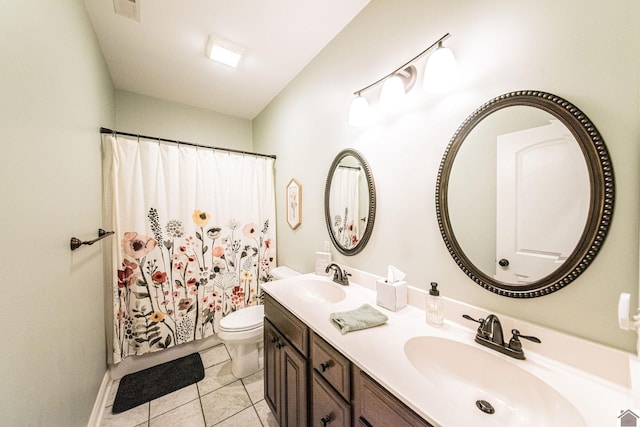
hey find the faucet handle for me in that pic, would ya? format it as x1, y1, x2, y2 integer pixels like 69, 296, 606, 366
511, 329, 541, 343
462, 314, 485, 327
462, 314, 488, 337
508, 329, 541, 351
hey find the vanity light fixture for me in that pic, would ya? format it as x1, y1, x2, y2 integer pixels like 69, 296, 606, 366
379, 75, 405, 113
348, 93, 370, 127
423, 41, 458, 93
348, 33, 456, 127
206, 35, 244, 68
379, 65, 417, 113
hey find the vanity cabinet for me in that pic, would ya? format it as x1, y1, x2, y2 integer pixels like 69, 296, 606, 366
264, 293, 433, 427
264, 294, 308, 427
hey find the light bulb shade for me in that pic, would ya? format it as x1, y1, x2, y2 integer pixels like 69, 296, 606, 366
379, 75, 406, 113
348, 95, 370, 127
423, 45, 458, 93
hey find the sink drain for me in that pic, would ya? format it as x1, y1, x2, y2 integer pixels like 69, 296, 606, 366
476, 400, 495, 414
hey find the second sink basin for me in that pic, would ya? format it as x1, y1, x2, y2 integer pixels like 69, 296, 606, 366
290, 278, 346, 304
404, 336, 585, 426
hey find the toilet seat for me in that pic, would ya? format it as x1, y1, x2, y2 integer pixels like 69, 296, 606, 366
219, 305, 264, 333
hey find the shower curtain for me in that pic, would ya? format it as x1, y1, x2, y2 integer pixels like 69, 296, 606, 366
329, 167, 361, 249
102, 134, 276, 363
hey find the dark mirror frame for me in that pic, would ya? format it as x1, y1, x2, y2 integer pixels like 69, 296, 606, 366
436, 91, 615, 298
324, 149, 376, 256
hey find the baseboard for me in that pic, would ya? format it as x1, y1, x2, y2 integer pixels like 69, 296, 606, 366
87, 371, 112, 427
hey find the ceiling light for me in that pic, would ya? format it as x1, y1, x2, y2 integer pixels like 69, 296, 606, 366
206, 35, 244, 68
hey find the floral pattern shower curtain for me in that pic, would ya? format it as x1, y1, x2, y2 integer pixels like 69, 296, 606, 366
329, 167, 361, 249
103, 134, 276, 363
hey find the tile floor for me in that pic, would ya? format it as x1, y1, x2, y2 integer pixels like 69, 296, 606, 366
100, 344, 278, 427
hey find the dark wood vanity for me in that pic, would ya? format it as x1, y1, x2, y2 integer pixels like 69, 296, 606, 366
264, 293, 309, 426
264, 293, 433, 427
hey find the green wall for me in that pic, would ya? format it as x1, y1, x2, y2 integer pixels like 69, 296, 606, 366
254, 0, 640, 352
115, 90, 253, 150
0, 1, 115, 425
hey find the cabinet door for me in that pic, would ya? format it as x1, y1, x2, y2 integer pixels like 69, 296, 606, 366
353, 367, 433, 427
264, 320, 282, 423
312, 372, 351, 427
281, 341, 308, 427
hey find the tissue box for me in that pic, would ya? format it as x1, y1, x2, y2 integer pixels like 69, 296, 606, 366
376, 279, 407, 311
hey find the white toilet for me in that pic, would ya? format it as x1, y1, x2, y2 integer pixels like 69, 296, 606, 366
218, 304, 265, 378
218, 266, 300, 378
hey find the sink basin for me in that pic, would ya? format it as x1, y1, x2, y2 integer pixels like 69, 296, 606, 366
404, 336, 585, 426
290, 278, 346, 304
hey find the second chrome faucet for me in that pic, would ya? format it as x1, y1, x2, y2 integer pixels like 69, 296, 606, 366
463, 313, 541, 360
325, 263, 350, 286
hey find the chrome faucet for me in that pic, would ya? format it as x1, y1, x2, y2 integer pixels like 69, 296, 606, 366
325, 263, 350, 286
463, 314, 541, 360
478, 314, 504, 345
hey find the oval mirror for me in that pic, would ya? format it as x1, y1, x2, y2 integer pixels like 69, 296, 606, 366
325, 149, 376, 255
436, 91, 614, 297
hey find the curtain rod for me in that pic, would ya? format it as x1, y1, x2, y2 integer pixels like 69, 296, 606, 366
338, 165, 361, 170
100, 127, 277, 160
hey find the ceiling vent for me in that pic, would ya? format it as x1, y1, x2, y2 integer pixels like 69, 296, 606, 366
113, 0, 140, 22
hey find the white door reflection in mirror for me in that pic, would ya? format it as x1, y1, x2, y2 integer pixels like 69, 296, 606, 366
495, 120, 589, 283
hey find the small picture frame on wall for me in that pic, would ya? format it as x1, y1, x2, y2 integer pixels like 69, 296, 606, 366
286, 178, 302, 229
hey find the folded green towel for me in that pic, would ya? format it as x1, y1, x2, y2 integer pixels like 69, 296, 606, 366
329, 304, 389, 334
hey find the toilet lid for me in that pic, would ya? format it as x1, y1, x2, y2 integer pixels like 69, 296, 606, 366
219, 305, 264, 332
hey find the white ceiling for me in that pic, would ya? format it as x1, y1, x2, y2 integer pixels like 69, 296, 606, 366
84, 0, 370, 120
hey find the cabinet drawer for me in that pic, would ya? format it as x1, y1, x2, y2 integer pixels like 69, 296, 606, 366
264, 293, 309, 356
311, 332, 351, 401
312, 372, 351, 427
354, 368, 433, 427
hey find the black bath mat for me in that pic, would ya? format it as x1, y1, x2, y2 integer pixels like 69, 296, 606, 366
112, 353, 204, 413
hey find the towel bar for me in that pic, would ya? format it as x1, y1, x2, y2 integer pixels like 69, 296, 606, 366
70, 228, 114, 250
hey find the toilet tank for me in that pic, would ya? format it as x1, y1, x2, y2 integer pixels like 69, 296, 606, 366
270, 266, 301, 281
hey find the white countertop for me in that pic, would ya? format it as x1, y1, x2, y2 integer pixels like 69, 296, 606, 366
262, 271, 635, 427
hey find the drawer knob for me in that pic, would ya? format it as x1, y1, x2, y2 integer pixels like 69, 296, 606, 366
276, 342, 285, 349
321, 415, 332, 426
271, 336, 279, 344
320, 360, 333, 372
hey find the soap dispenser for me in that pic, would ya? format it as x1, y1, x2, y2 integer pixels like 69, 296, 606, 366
426, 282, 444, 327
